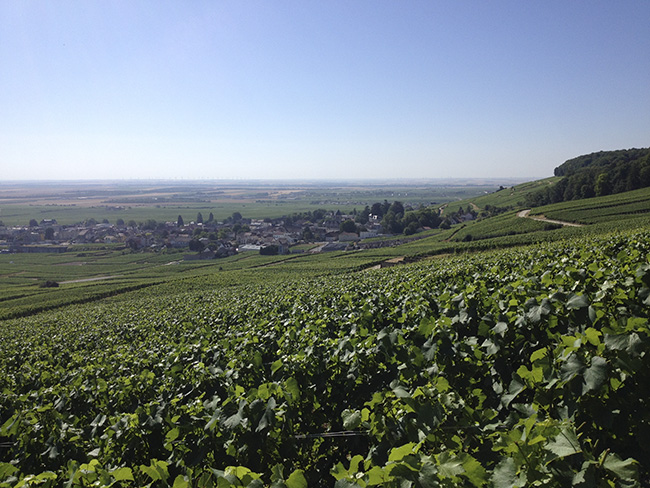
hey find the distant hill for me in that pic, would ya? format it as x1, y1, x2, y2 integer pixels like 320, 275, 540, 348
526, 147, 650, 205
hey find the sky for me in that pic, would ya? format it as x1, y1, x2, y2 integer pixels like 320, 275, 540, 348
1, 1, 649, 181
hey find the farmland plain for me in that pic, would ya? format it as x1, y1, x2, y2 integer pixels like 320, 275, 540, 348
0, 180, 514, 226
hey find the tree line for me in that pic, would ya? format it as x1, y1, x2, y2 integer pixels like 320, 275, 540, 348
526, 148, 650, 206
277, 200, 445, 237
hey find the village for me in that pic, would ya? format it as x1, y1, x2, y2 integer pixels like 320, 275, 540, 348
0, 199, 482, 259
0, 209, 381, 259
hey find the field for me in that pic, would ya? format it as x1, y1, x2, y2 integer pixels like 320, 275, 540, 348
530, 186, 650, 224
440, 177, 561, 216
0, 180, 514, 226
1, 180, 650, 487
1, 229, 649, 486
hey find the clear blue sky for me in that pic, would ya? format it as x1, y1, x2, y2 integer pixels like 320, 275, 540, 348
1, 1, 649, 180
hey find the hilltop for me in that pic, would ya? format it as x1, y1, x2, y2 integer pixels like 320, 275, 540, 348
527, 147, 650, 205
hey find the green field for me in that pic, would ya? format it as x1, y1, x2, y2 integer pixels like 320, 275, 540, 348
0, 181, 508, 226
531, 186, 650, 224
1, 202, 359, 227
441, 177, 561, 216
1, 228, 649, 486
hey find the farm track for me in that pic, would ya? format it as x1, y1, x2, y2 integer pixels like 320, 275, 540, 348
59, 275, 122, 284
517, 209, 583, 227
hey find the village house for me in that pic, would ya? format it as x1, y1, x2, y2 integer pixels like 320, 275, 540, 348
168, 235, 191, 248
339, 232, 360, 242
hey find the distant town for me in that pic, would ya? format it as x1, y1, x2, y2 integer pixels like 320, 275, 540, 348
0, 202, 480, 259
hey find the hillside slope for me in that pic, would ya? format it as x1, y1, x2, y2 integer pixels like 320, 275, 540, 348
2, 183, 650, 320
1, 229, 649, 486
2, 165, 650, 485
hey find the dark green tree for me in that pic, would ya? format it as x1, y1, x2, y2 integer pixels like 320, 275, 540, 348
595, 172, 611, 196
403, 222, 418, 235
302, 226, 314, 242
311, 209, 327, 222
142, 219, 157, 230
189, 239, 204, 252
177, 215, 184, 227
339, 220, 357, 233
370, 202, 384, 218
381, 211, 404, 234
260, 245, 278, 255
197, 212, 203, 224
356, 206, 370, 224
389, 201, 405, 218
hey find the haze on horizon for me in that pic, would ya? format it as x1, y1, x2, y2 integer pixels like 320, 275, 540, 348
1, 1, 649, 182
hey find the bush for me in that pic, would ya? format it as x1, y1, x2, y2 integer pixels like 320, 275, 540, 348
260, 245, 279, 256
403, 222, 419, 236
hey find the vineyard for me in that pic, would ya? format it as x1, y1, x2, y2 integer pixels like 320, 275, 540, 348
448, 212, 551, 241
531, 186, 650, 225
1, 229, 649, 487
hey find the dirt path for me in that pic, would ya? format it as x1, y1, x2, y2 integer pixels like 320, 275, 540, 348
517, 209, 583, 227
59, 275, 122, 284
